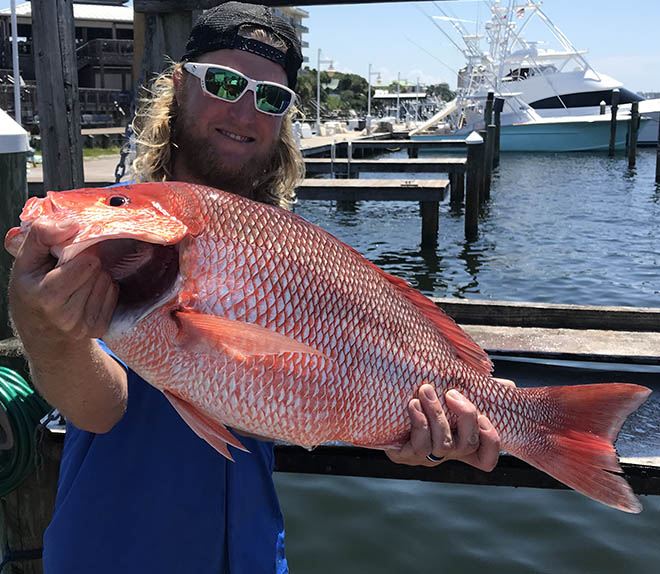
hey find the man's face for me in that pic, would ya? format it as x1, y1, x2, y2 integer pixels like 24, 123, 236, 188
172, 48, 288, 196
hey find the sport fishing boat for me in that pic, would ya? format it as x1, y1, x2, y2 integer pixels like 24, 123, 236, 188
411, 0, 659, 151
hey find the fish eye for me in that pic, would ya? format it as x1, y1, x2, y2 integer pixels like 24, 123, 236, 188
108, 195, 129, 207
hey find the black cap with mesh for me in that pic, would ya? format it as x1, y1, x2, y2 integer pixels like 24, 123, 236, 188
182, 2, 303, 90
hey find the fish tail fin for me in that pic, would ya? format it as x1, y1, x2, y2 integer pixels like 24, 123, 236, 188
508, 383, 650, 513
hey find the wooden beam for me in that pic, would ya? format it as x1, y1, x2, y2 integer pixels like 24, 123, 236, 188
0, 152, 27, 340
32, 0, 84, 191
304, 158, 467, 176
273, 446, 660, 496
135, 1, 445, 12
296, 178, 449, 201
134, 10, 195, 86
432, 298, 660, 332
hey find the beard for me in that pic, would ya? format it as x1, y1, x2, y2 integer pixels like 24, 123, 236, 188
171, 103, 278, 199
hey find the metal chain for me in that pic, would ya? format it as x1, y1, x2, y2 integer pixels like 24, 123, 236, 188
114, 98, 137, 184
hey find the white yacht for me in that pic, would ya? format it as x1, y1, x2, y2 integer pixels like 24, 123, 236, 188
412, 1, 659, 151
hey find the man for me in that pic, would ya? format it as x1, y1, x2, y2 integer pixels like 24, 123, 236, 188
8, 3, 502, 572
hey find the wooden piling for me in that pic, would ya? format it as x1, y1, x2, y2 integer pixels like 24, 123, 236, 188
346, 141, 353, 178
484, 124, 496, 201
32, 0, 84, 191
609, 88, 620, 157
599, 100, 606, 115
449, 173, 464, 205
465, 131, 484, 241
478, 129, 488, 203
628, 102, 640, 169
656, 114, 660, 184
420, 201, 439, 249
0, 151, 27, 341
493, 98, 504, 168
484, 90, 494, 126
330, 141, 336, 179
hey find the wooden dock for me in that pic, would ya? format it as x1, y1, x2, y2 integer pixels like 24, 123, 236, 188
304, 157, 467, 177
296, 178, 449, 201
296, 179, 448, 248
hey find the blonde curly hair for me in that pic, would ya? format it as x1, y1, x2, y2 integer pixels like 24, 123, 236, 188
131, 29, 304, 209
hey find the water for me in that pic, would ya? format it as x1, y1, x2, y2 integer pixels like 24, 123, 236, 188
274, 149, 660, 573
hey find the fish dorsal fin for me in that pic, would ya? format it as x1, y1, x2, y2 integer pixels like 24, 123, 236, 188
173, 308, 326, 361
163, 390, 248, 460
383, 272, 492, 375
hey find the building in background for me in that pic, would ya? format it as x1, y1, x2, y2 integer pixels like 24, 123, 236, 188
0, 1, 310, 128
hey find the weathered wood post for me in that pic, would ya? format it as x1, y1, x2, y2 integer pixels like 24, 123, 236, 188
0, 111, 29, 342
609, 88, 620, 156
346, 141, 353, 178
420, 201, 439, 249
32, 0, 84, 191
628, 102, 640, 169
484, 124, 496, 201
449, 172, 464, 205
330, 140, 336, 179
656, 113, 660, 184
465, 131, 484, 241
133, 4, 196, 89
478, 129, 488, 203
484, 90, 494, 127
493, 97, 504, 168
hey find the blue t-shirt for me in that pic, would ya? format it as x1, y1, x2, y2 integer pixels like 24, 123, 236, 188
42, 343, 288, 573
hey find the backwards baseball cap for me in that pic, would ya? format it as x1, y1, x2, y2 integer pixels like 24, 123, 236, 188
182, 1, 303, 90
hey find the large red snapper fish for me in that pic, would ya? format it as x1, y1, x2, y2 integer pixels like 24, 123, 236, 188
5, 182, 651, 513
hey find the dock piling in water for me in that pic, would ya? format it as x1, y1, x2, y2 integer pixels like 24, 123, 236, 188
493, 98, 504, 168
484, 90, 494, 126
465, 131, 484, 241
609, 88, 620, 157
628, 102, 640, 169
656, 115, 660, 184
484, 124, 496, 201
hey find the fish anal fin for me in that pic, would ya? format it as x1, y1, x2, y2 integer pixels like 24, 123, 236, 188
173, 308, 326, 361
163, 390, 248, 461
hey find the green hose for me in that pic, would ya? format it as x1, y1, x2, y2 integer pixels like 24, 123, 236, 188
0, 367, 51, 497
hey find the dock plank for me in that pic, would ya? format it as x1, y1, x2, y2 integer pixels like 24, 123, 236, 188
296, 178, 449, 201
304, 158, 467, 175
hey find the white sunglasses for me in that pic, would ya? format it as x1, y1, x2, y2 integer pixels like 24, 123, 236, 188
183, 62, 296, 116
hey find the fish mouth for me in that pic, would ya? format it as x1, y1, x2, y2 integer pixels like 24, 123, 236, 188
85, 238, 182, 332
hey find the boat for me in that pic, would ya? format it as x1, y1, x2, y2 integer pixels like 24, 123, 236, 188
411, 1, 659, 151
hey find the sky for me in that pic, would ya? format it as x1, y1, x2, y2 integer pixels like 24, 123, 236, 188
1, 1, 658, 92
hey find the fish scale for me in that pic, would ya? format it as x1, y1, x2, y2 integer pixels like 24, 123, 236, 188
4, 181, 651, 513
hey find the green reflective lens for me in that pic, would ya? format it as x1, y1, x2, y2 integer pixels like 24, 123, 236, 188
205, 69, 248, 101
256, 84, 292, 114
201, 66, 294, 115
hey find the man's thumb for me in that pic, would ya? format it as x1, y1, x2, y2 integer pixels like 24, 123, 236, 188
9, 219, 78, 271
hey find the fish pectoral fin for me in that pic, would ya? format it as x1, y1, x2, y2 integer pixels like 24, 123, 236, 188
163, 390, 248, 461
173, 308, 326, 361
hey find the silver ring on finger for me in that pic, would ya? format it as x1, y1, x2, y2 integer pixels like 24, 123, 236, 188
426, 454, 445, 463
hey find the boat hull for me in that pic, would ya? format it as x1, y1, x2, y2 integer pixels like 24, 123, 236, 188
412, 116, 652, 153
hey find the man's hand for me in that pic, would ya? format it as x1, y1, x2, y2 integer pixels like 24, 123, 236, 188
9, 219, 118, 348
386, 380, 515, 471
8, 219, 127, 434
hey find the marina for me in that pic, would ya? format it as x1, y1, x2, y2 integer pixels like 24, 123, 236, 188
1, 1, 660, 573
